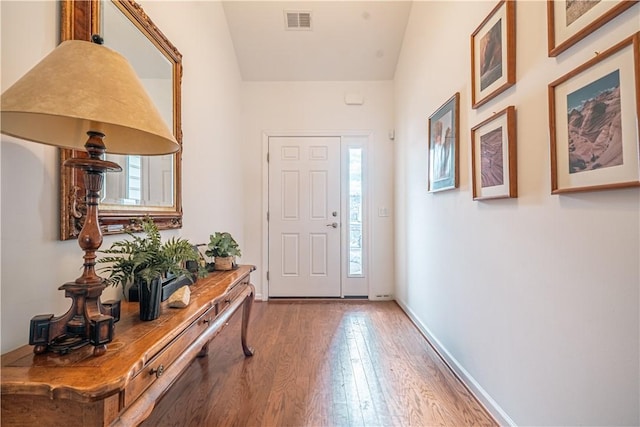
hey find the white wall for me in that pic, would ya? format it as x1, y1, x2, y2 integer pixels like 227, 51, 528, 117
138, 1, 245, 246
241, 81, 395, 299
1, 0, 70, 354
0, 1, 243, 353
394, 2, 639, 426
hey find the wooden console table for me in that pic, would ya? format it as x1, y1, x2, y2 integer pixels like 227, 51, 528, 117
1, 265, 256, 427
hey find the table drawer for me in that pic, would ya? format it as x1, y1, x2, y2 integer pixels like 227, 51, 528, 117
124, 306, 216, 407
217, 282, 249, 315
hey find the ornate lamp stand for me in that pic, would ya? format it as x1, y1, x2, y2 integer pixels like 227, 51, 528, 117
30, 133, 122, 356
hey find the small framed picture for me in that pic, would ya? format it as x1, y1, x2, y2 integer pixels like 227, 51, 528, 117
471, 106, 517, 200
471, 0, 516, 109
428, 93, 460, 192
549, 32, 640, 194
547, 0, 638, 57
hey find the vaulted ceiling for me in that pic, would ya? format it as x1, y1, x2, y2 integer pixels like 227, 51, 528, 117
222, 1, 413, 81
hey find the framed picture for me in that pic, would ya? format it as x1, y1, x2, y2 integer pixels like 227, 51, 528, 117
428, 93, 460, 192
547, 0, 638, 57
471, 106, 517, 200
549, 32, 640, 194
471, 0, 516, 109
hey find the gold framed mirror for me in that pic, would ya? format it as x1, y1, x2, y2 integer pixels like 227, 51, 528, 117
59, 0, 183, 240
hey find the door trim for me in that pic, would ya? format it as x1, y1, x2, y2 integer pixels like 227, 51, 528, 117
261, 130, 373, 301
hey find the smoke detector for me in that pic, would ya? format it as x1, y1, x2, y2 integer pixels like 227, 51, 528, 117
284, 10, 312, 30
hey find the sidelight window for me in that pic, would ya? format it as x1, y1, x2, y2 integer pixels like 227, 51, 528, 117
348, 147, 363, 277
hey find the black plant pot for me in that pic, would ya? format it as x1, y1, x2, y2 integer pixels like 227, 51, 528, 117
138, 277, 162, 321
128, 282, 140, 302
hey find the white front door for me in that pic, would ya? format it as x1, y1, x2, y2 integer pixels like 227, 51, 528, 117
268, 136, 341, 297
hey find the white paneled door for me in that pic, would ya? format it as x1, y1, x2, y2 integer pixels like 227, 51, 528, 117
268, 136, 341, 297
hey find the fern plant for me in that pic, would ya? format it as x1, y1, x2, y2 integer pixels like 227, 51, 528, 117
98, 218, 201, 291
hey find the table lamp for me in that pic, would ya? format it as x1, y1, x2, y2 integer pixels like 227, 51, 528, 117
0, 37, 180, 356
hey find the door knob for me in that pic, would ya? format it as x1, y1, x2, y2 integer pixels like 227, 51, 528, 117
326, 222, 338, 228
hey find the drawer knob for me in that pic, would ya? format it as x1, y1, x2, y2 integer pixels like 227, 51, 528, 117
203, 318, 211, 325
150, 364, 164, 378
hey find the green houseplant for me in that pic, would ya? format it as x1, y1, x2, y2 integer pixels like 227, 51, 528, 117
98, 218, 201, 320
205, 232, 241, 271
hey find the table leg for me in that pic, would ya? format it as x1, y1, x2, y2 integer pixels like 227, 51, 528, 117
196, 342, 209, 358
241, 285, 255, 357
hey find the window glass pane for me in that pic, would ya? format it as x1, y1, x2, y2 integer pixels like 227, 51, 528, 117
348, 148, 363, 276
127, 155, 142, 203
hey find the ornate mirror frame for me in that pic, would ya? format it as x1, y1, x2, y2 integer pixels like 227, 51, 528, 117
59, 0, 183, 240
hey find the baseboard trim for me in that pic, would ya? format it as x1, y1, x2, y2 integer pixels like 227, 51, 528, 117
395, 298, 517, 427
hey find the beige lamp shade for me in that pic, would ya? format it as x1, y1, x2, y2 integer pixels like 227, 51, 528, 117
1, 39, 178, 155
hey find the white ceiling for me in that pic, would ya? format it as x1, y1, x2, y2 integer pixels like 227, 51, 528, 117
222, 1, 412, 81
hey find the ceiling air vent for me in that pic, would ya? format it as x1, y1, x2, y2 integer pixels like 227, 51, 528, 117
285, 10, 312, 30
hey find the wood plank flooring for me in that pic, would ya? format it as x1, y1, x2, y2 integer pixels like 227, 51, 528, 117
141, 301, 496, 427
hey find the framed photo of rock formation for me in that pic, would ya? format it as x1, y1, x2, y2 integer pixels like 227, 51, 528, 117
471, 106, 517, 200
471, 0, 516, 109
548, 32, 640, 194
428, 93, 460, 192
547, 0, 638, 57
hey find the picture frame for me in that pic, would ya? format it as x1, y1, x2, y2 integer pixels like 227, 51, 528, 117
547, 0, 638, 57
471, 0, 516, 109
548, 32, 640, 194
428, 93, 460, 192
471, 106, 517, 200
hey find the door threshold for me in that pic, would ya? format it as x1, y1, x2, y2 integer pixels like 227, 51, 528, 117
268, 296, 369, 302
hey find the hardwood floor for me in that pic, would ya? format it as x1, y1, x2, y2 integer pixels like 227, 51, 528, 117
141, 301, 496, 427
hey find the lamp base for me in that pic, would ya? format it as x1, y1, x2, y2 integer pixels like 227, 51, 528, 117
28, 132, 123, 357
29, 282, 121, 356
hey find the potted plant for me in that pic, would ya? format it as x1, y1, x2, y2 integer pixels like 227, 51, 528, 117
205, 232, 241, 271
98, 218, 201, 320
